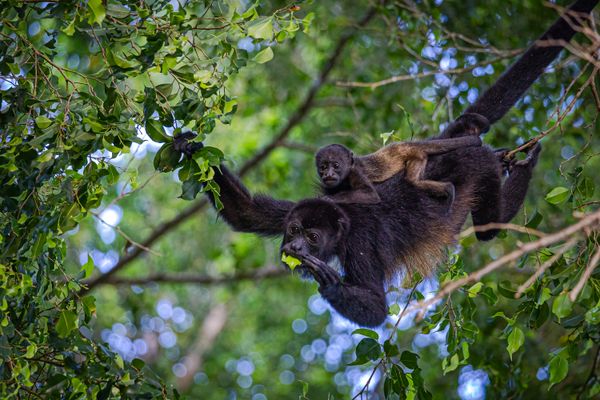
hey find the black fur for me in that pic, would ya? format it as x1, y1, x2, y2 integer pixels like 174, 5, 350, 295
207, 144, 539, 326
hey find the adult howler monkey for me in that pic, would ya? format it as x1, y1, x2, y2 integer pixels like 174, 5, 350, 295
192, 0, 597, 326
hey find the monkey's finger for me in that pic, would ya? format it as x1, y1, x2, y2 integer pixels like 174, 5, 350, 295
320, 266, 339, 286
309, 268, 327, 286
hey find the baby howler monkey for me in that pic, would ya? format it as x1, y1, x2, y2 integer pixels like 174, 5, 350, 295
315, 114, 487, 205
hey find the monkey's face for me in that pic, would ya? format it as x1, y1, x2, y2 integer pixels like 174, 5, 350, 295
281, 201, 350, 270
315, 146, 353, 188
281, 220, 333, 261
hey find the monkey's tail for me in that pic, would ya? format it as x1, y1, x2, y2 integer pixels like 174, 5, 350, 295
465, 0, 598, 125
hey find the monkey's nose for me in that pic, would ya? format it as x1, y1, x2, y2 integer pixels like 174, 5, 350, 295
290, 243, 302, 252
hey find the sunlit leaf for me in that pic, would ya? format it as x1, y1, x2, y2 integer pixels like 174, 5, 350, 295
254, 47, 274, 64
507, 327, 524, 360
545, 187, 570, 205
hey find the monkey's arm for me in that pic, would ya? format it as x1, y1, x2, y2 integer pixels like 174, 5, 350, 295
208, 166, 295, 236
302, 254, 388, 327
443, 0, 599, 134
328, 167, 381, 204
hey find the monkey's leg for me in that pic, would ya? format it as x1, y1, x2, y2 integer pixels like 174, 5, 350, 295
415, 180, 455, 204
410, 135, 482, 155
472, 143, 541, 241
405, 153, 455, 210
499, 143, 542, 223
302, 255, 388, 327
471, 173, 503, 241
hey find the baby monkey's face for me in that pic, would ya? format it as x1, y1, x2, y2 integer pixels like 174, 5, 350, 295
315, 145, 353, 188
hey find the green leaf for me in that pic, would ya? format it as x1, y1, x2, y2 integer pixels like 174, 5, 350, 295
145, 119, 170, 143
383, 340, 399, 357
62, 18, 76, 36
247, 17, 273, 39
355, 338, 381, 361
131, 358, 145, 370
442, 353, 459, 374
467, 282, 483, 297
253, 47, 274, 64
400, 351, 419, 369
537, 287, 552, 305
507, 327, 524, 360
352, 328, 379, 340
585, 303, 600, 325
56, 310, 78, 338
25, 344, 37, 358
80, 255, 94, 279
35, 116, 53, 129
97, 381, 113, 400
281, 253, 301, 270
548, 355, 569, 388
545, 187, 570, 205
87, 0, 106, 25
180, 179, 204, 201
153, 144, 180, 172
552, 293, 573, 320
82, 296, 96, 317
525, 211, 543, 228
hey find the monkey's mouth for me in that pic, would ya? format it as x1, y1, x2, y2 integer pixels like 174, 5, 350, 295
323, 178, 338, 186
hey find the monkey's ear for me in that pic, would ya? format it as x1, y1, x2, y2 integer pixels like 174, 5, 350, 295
350, 152, 355, 165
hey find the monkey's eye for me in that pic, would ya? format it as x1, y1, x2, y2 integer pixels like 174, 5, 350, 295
289, 225, 301, 235
333, 162, 340, 169
306, 232, 319, 243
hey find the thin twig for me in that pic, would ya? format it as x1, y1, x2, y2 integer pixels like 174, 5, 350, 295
336, 51, 521, 89
459, 222, 546, 239
85, 265, 286, 287
505, 66, 598, 159
412, 209, 600, 317
569, 244, 600, 301
515, 237, 579, 298
352, 283, 418, 400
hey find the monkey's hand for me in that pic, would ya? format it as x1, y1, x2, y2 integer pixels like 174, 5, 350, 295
442, 113, 490, 137
493, 148, 511, 174
509, 142, 542, 172
301, 254, 341, 288
459, 113, 490, 135
173, 132, 204, 157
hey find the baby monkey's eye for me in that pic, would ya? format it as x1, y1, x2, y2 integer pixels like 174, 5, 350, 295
307, 232, 319, 243
289, 226, 301, 235
333, 162, 340, 169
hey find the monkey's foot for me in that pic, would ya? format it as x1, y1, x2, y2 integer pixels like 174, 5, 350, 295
173, 132, 204, 157
493, 147, 511, 174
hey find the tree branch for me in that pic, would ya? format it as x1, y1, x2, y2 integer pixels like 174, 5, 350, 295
412, 209, 600, 318
81, 4, 382, 293
336, 51, 521, 89
177, 303, 229, 391
86, 266, 287, 287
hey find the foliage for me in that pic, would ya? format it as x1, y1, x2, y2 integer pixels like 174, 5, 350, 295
0, 0, 306, 397
1, 0, 600, 399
